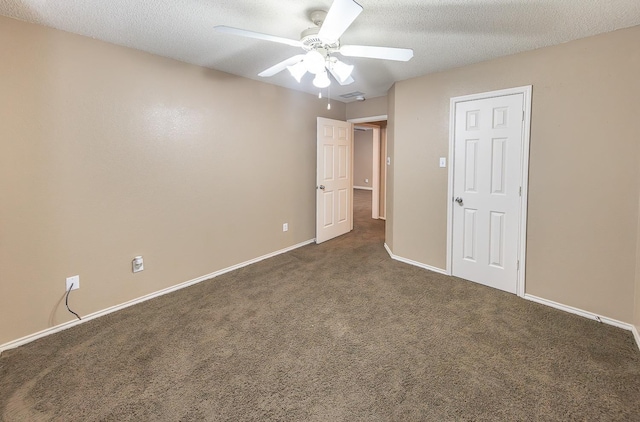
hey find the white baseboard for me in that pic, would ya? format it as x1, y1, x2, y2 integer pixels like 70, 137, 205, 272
354, 186, 373, 191
524, 294, 636, 333
0, 239, 315, 354
380, 245, 640, 352
383, 243, 448, 275
632, 325, 640, 352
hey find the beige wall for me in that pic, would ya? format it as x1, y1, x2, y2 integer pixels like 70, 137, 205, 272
379, 128, 387, 219
385, 87, 396, 249
346, 96, 388, 121
388, 25, 640, 323
354, 130, 374, 188
636, 175, 640, 334
0, 16, 345, 345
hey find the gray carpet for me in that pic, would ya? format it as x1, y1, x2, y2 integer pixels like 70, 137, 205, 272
1, 190, 639, 421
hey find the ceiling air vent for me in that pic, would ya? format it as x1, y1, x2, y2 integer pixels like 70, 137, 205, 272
340, 91, 365, 99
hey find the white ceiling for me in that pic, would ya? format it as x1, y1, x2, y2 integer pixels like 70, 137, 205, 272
2, 0, 640, 103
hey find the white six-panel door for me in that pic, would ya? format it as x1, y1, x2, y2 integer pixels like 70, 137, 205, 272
316, 117, 353, 244
452, 93, 525, 294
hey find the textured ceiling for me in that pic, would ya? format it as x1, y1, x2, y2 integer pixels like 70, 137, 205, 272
2, 0, 640, 102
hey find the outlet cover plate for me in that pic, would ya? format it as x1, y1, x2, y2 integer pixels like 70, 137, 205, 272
66, 275, 80, 291
132, 256, 144, 273
283, 223, 288, 232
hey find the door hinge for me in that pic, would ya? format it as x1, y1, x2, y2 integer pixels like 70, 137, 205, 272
519, 186, 522, 196
517, 260, 520, 270
522, 110, 525, 121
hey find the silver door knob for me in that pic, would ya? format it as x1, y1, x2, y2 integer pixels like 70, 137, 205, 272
455, 197, 463, 205
318, 185, 325, 190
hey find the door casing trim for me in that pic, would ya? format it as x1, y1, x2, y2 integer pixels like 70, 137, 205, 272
446, 86, 532, 297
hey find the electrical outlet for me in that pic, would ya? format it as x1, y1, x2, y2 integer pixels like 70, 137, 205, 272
439, 157, 447, 168
365, 178, 369, 183
66, 275, 80, 291
283, 223, 288, 232
132, 256, 144, 273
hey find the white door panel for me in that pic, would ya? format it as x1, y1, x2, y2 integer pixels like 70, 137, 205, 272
316, 117, 353, 244
452, 93, 524, 294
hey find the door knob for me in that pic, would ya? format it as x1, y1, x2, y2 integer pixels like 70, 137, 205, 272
455, 197, 463, 205
318, 185, 325, 190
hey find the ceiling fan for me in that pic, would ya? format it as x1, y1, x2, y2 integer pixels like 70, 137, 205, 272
214, 0, 414, 89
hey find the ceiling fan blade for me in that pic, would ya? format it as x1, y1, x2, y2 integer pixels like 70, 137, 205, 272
258, 55, 305, 77
339, 45, 414, 61
318, 0, 363, 44
214, 25, 302, 48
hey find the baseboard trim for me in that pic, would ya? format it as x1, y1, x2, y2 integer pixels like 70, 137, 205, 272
632, 325, 640, 352
354, 186, 373, 191
524, 294, 636, 334
0, 239, 315, 354
383, 243, 448, 275
379, 246, 640, 351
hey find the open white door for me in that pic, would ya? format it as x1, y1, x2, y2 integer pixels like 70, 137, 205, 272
450, 88, 531, 294
316, 117, 353, 244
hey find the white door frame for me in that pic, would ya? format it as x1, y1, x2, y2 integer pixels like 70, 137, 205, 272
446, 86, 532, 297
354, 124, 381, 219
349, 115, 387, 220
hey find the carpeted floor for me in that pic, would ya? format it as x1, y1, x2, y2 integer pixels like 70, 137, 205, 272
1, 189, 639, 421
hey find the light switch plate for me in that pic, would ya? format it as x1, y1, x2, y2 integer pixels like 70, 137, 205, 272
439, 157, 446, 168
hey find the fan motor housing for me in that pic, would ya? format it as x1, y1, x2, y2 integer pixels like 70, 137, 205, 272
300, 27, 339, 52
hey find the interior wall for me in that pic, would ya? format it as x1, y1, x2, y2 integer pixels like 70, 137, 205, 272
379, 128, 387, 219
0, 16, 346, 346
385, 87, 396, 249
636, 174, 640, 335
354, 130, 374, 188
388, 25, 640, 323
345, 96, 387, 121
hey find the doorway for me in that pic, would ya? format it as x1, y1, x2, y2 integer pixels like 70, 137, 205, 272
349, 116, 387, 221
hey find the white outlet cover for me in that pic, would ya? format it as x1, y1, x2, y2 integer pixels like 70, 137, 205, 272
439, 157, 447, 168
66, 275, 79, 291
283, 223, 288, 232
132, 256, 144, 273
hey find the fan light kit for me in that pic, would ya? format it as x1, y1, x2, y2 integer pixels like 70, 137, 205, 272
214, 0, 413, 90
